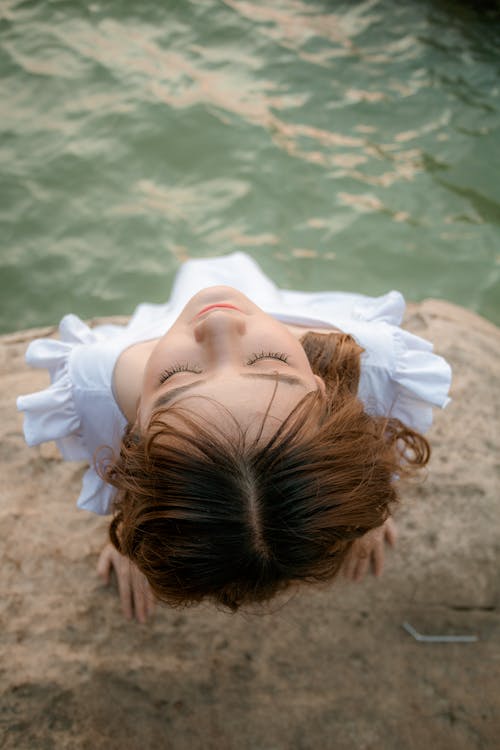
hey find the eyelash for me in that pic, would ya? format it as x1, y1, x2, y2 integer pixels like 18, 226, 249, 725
158, 362, 202, 384
247, 350, 289, 366
158, 351, 289, 384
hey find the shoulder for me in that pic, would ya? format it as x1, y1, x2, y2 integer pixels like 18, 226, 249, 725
355, 320, 452, 432
113, 339, 159, 423
17, 312, 130, 457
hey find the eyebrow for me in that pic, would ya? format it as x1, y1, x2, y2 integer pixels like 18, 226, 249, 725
152, 373, 307, 411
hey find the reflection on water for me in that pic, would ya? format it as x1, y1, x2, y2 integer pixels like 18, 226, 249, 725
0, 0, 499, 332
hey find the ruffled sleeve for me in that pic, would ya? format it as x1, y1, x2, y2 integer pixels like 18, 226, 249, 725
388, 328, 452, 433
16, 314, 129, 515
353, 302, 452, 434
16, 315, 96, 459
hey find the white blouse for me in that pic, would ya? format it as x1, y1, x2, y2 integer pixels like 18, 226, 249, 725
17, 252, 452, 516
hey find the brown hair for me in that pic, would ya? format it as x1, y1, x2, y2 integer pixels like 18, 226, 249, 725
98, 332, 430, 612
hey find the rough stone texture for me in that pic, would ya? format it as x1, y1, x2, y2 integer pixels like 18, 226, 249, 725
1, 301, 498, 750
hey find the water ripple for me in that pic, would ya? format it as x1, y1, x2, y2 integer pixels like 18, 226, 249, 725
0, 0, 499, 331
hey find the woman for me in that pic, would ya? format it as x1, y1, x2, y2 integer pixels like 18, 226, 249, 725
17, 252, 452, 621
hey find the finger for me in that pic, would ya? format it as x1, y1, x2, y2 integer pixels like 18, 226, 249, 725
341, 552, 352, 578
117, 559, 133, 621
342, 550, 357, 580
96, 547, 111, 584
371, 542, 385, 577
132, 573, 148, 625
385, 518, 398, 547
353, 552, 370, 582
144, 581, 156, 617
147, 588, 156, 618
134, 589, 147, 624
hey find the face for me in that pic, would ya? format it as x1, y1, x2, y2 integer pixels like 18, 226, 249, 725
138, 286, 325, 441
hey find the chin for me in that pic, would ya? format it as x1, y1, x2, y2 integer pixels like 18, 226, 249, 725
190, 285, 248, 305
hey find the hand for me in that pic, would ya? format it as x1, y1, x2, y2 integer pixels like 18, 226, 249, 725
96, 543, 156, 624
341, 517, 397, 582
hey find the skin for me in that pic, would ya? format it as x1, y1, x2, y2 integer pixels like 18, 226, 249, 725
114, 285, 327, 438
341, 517, 398, 581
97, 286, 398, 623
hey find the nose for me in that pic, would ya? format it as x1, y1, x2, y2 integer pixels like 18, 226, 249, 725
193, 310, 247, 365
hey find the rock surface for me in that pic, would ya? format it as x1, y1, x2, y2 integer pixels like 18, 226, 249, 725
1, 300, 498, 750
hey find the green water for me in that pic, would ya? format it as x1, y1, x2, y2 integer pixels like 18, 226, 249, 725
1, 0, 499, 334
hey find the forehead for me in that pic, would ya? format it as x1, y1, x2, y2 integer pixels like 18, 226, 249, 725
145, 376, 311, 438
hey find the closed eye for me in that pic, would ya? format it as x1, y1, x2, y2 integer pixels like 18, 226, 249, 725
246, 351, 289, 365
158, 362, 202, 384
158, 351, 290, 385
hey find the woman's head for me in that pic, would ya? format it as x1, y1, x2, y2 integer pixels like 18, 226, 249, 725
138, 285, 325, 445
100, 299, 430, 612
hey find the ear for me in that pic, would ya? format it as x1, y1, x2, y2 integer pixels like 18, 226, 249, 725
314, 374, 326, 396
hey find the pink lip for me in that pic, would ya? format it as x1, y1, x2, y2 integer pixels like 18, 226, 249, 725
196, 303, 242, 317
